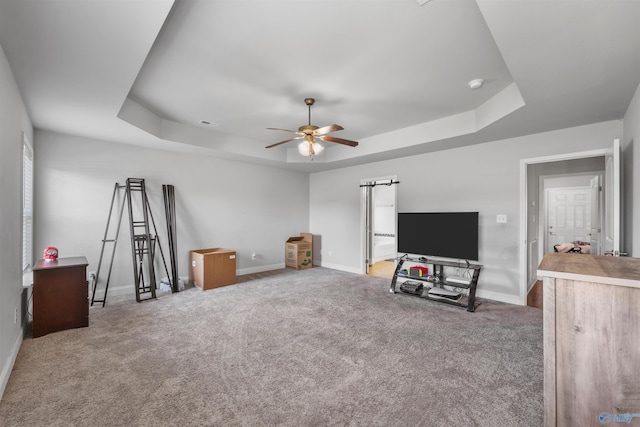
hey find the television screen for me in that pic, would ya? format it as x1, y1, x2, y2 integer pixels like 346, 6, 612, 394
397, 212, 479, 261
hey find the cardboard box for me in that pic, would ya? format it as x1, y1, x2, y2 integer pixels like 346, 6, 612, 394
285, 233, 313, 270
189, 248, 236, 290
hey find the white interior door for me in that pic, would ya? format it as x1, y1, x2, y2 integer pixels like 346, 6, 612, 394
371, 184, 397, 263
362, 183, 373, 274
604, 138, 622, 255
546, 187, 592, 253
361, 176, 399, 274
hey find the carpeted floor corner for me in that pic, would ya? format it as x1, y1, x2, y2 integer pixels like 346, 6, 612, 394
0, 267, 543, 426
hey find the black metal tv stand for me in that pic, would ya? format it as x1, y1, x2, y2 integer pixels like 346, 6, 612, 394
389, 255, 482, 312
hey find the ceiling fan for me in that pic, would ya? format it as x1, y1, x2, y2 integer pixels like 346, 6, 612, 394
265, 98, 359, 156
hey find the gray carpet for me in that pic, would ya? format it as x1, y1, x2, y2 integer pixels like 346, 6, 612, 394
0, 267, 543, 426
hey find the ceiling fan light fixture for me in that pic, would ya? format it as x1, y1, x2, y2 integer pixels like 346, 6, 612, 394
298, 141, 310, 156
312, 141, 324, 155
298, 140, 324, 156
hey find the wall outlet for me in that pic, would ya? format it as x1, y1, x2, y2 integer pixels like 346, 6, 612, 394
14, 308, 18, 324
251, 252, 256, 260
497, 214, 507, 224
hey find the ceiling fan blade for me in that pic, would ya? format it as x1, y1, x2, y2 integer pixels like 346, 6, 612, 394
265, 136, 302, 149
320, 135, 359, 147
267, 127, 303, 135
314, 124, 344, 135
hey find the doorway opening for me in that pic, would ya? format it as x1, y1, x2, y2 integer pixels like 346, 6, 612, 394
361, 176, 398, 278
526, 173, 603, 310
520, 148, 612, 306
367, 259, 396, 279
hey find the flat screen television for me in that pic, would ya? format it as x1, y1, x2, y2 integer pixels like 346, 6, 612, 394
397, 212, 479, 261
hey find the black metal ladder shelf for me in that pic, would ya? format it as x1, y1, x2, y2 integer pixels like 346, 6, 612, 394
91, 178, 172, 306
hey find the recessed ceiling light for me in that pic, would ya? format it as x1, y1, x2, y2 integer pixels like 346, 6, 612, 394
468, 79, 484, 89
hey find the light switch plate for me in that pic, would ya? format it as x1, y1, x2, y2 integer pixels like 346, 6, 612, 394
497, 214, 507, 224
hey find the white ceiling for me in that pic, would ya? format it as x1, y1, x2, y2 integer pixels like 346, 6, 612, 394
1, 0, 639, 172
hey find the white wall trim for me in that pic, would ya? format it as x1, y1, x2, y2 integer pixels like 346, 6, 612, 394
237, 263, 285, 275
88, 262, 523, 307
94, 264, 289, 300
324, 263, 522, 305
0, 331, 22, 401
317, 261, 362, 275
475, 289, 522, 306
315, 260, 521, 305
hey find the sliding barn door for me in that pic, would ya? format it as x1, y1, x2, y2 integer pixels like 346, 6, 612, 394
361, 177, 399, 274
589, 176, 601, 254
362, 183, 373, 274
604, 139, 623, 256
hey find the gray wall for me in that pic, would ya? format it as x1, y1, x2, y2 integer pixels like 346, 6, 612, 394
309, 120, 622, 304
34, 130, 310, 298
0, 44, 33, 397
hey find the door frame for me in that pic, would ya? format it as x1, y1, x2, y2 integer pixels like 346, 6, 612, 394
519, 148, 607, 306
360, 175, 398, 275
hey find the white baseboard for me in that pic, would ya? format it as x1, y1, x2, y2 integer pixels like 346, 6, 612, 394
242, 260, 526, 306
0, 330, 23, 401
315, 261, 361, 274
92, 265, 289, 299
475, 288, 523, 306
108, 284, 134, 296
91, 283, 134, 301
371, 254, 396, 264
317, 262, 523, 304
91, 265, 524, 307
237, 263, 285, 276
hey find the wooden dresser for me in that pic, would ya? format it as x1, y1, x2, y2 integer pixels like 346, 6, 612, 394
538, 253, 640, 426
32, 256, 89, 338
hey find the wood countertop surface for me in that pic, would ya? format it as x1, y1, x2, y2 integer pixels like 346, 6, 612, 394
537, 252, 640, 289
